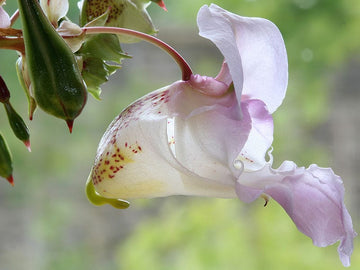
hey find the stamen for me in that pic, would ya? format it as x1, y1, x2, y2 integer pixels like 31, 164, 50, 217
261, 194, 270, 207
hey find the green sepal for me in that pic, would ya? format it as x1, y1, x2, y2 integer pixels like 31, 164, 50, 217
79, 33, 129, 63
77, 32, 129, 99
86, 173, 130, 209
81, 57, 120, 100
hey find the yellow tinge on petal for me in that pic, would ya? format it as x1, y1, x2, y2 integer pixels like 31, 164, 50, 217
90, 139, 167, 199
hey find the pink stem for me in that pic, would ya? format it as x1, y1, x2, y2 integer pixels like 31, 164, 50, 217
82, 26, 193, 81
10, 9, 20, 27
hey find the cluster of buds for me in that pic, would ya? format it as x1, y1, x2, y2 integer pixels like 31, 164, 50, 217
0, 0, 166, 184
0, 75, 30, 185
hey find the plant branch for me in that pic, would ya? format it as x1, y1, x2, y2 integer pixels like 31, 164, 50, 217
0, 37, 25, 54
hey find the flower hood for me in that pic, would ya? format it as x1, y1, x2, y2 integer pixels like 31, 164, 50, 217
87, 4, 356, 267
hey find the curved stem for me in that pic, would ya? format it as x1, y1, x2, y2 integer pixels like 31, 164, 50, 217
82, 26, 193, 81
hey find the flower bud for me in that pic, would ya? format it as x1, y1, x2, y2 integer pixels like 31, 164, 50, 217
18, 0, 87, 132
80, 0, 157, 43
39, 0, 69, 27
3, 102, 31, 151
0, 75, 31, 150
0, 75, 10, 103
0, 0, 10, 28
15, 56, 37, 120
0, 133, 14, 186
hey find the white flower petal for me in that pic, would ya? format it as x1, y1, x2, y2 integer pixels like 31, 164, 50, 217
90, 80, 252, 199
0, 6, 10, 28
40, 0, 69, 26
197, 4, 288, 113
237, 99, 274, 171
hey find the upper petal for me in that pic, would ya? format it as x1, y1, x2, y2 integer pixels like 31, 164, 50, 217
197, 4, 288, 113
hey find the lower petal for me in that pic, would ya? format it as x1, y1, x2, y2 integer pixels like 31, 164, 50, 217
237, 162, 356, 267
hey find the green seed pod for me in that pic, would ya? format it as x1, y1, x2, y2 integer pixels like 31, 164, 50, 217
0, 133, 14, 186
17, 0, 87, 132
3, 102, 31, 151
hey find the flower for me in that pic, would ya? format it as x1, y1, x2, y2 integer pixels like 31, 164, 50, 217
0, 0, 10, 29
40, 0, 69, 27
88, 4, 356, 266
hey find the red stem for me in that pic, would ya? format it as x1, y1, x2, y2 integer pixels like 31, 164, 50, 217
10, 9, 20, 27
82, 26, 193, 81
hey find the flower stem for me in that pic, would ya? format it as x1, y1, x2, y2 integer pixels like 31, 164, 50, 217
10, 9, 20, 27
82, 26, 193, 81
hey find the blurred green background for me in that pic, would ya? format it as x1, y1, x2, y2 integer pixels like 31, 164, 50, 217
0, 0, 359, 269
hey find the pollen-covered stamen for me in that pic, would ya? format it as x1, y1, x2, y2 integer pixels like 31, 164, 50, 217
188, 74, 229, 96
261, 194, 270, 207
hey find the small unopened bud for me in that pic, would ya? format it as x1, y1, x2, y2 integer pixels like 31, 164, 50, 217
0, 75, 10, 103
3, 102, 31, 151
0, 75, 31, 151
0, 133, 14, 186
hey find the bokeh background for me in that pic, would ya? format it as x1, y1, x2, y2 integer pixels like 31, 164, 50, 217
0, 0, 359, 269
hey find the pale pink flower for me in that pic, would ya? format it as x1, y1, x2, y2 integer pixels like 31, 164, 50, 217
0, 1, 10, 28
89, 4, 356, 266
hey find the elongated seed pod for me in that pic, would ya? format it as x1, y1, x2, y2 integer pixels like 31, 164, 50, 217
17, 0, 87, 132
